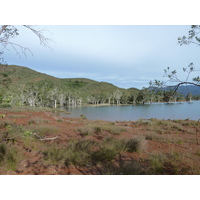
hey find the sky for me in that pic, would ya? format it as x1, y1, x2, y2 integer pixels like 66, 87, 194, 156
2, 25, 200, 89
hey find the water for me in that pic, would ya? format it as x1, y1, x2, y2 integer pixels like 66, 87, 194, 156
60, 101, 200, 121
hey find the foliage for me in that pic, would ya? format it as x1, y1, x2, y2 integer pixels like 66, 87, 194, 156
178, 25, 200, 46
149, 25, 200, 100
0, 143, 22, 171
0, 25, 51, 59
0, 64, 198, 108
0, 65, 140, 107
125, 136, 145, 152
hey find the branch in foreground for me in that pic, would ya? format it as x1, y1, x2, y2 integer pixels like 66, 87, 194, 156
0, 25, 52, 58
33, 133, 58, 141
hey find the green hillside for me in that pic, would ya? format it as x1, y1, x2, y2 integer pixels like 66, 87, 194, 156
0, 65, 139, 107
0, 65, 115, 89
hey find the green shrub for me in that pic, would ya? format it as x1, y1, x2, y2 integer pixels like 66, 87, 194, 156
44, 139, 95, 167
29, 124, 60, 136
43, 144, 65, 165
91, 138, 127, 164
93, 126, 102, 134
125, 136, 145, 152
0, 144, 6, 163
102, 126, 126, 135
148, 153, 165, 174
64, 140, 95, 167
0, 114, 6, 118
0, 120, 15, 129
78, 124, 126, 137
28, 118, 50, 125
78, 126, 94, 136
91, 148, 118, 164
98, 161, 144, 175
0, 143, 22, 171
8, 114, 26, 118
80, 114, 87, 119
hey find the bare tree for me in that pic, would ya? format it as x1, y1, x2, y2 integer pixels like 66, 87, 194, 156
49, 87, 59, 108
0, 25, 51, 58
150, 25, 200, 97
58, 91, 66, 107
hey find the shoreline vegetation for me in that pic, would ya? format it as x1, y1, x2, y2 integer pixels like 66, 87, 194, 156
0, 65, 200, 110
0, 106, 199, 175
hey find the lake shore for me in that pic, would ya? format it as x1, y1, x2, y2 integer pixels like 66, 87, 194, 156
0, 106, 199, 175
61, 101, 200, 121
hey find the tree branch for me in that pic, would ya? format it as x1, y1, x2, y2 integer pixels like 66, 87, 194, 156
33, 133, 58, 141
0, 25, 52, 58
23, 25, 52, 49
0, 25, 9, 36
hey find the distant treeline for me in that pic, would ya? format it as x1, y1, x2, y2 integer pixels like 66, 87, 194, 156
0, 65, 199, 108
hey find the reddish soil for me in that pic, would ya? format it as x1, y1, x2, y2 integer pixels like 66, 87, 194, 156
0, 108, 200, 175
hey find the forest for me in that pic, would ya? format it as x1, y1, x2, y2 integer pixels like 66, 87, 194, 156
0, 65, 199, 108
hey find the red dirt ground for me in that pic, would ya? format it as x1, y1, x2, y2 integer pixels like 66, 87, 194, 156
0, 108, 199, 175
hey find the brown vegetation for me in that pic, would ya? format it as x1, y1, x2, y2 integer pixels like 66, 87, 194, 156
0, 107, 199, 175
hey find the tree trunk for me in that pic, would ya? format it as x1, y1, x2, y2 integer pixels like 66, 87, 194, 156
54, 99, 57, 108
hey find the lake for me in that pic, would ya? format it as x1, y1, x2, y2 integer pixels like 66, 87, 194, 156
60, 101, 200, 121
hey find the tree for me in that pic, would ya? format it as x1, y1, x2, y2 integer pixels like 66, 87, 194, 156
18, 84, 27, 106
0, 25, 51, 107
58, 90, 66, 107
168, 25, 200, 87
0, 25, 51, 61
136, 88, 149, 104
178, 25, 200, 47
186, 93, 192, 102
25, 83, 39, 107
49, 87, 59, 108
113, 89, 122, 105
150, 25, 200, 98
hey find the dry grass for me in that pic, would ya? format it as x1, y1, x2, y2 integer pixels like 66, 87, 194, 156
0, 108, 200, 174
77, 123, 127, 137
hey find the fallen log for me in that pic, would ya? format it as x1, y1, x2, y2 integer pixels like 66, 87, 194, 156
33, 133, 58, 141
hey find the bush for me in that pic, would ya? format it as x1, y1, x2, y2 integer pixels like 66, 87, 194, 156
0, 144, 6, 163
91, 138, 127, 164
64, 140, 95, 167
91, 148, 118, 164
97, 161, 144, 175
0, 143, 22, 171
125, 136, 145, 152
102, 126, 126, 135
43, 139, 95, 167
78, 127, 94, 136
28, 124, 60, 136
43, 144, 65, 165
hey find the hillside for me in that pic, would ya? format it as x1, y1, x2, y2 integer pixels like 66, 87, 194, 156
0, 65, 139, 107
156, 85, 200, 97
0, 65, 137, 90
177, 85, 200, 96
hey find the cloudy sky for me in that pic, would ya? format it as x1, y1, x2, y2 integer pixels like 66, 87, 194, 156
2, 25, 200, 89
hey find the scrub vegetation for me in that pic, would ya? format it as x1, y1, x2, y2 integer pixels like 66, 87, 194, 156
0, 107, 199, 175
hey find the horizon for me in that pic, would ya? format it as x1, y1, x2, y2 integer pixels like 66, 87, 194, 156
4, 64, 200, 93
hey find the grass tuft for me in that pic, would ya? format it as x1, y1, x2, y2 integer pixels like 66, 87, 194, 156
125, 136, 146, 152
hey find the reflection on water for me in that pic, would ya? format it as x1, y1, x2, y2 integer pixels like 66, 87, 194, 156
59, 101, 200, 121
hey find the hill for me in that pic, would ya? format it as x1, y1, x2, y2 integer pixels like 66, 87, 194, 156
156, 85, 200, 97
177, 85, 200, 96
0, 65, 131, 90
0, 65, 139, 107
